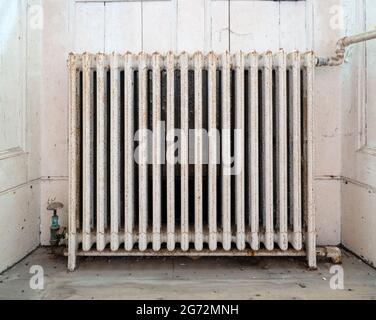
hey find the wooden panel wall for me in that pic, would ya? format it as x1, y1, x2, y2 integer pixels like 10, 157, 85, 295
74, 0, 309, 53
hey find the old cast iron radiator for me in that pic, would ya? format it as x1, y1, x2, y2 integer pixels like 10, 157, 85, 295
67, 51, 316, 271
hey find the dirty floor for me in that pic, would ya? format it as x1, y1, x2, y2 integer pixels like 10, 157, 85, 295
0, 248, 375, 300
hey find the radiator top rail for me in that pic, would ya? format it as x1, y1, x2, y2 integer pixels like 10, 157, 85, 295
68, 51, 315, 70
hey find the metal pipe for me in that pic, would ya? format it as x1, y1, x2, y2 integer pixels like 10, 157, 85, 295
316, 29, 376, 66
68, 246, 341, 264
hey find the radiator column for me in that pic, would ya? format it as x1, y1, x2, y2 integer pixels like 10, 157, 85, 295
68, 54, 80, 271
208, 52, 218, 251
261, 52, 274, 251
194, 52, 204, 251
82, 53, 94, 252
288, 51, 303, 251
138, 53, 149, 251
166, 52, 176, 251
180, 52, 190, 251
152, 53, 162, 251
235, 52, 246, 250
221, 52, 232, 251
274, 50, 288, 251
110, 53, 121, 251
303, 52, 316, 268
248, 52, 259, 250
124, 53, 135, 251
96, 53, 107, 252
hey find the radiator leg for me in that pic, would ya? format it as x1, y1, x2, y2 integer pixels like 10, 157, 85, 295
307, 233, 317, 270
68, 234, 77, 271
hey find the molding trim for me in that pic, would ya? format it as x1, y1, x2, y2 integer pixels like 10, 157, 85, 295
41, 176, 69, 181
0, 147, 26, 161
342, 176, 376, 194
315, 175, 376, 193
0, 178, 39, 197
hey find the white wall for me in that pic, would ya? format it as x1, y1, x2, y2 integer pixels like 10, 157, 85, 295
0, 0, 42, 272
341, 0, 376, 266
37, 0, 344, 246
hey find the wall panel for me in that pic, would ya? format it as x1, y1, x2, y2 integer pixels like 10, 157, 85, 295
105, 1, 142, 53
75, 2, 105, 52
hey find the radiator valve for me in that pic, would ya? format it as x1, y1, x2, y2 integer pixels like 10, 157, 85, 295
47, 202, 66, 248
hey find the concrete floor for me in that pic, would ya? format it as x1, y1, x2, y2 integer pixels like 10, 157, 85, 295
0, 248, 375, 300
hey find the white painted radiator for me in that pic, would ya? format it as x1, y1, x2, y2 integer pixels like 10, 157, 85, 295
68, 51, 316, 271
